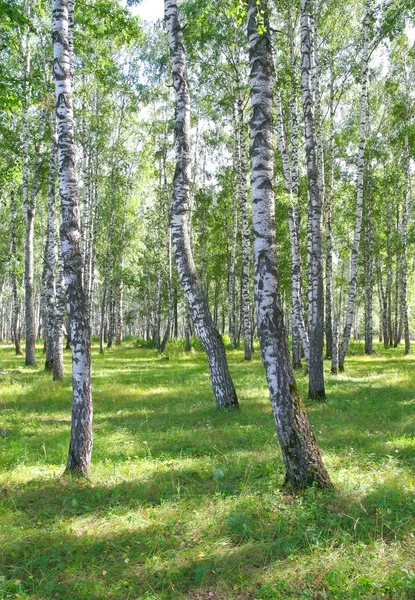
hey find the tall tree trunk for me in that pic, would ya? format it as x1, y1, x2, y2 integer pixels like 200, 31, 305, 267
115, 269, 124, 346
325, 79, 335, 360
377, 256, 388, 349
338, 0, 370, 370
401, 133, 410, 354
22, 0, 36, 366
165, 0, 238, 409
160, 145, 174, 353
331, 316, 339, 374
53, 242, 65, 380
237, 97, 253, 361
301, 0, 325, 398
53, 0, 92, 475
247, 0, 332, 490
11, 191, 23, 355
44, 131, 58, 371
100, 278, 107, 354
275, 81, 310, 366
386, 201, 393, 347
364, 166, 373, 354
228, 113, 239, 349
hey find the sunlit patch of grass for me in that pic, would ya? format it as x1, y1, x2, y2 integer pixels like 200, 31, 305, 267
1, 340, 415, 598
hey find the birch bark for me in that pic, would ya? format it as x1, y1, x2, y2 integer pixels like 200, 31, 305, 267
228, 112, 239, 349
300, 0, 325, 398
22, 0, 37, 366
11, 191, 23, 355
247, 0, 332, 489
237, 97, 253, 361
363, 166, 373, 354
338, 0, 370, 370
325, 80, 335, 360
401, 133, 410, 354
165, 0, 238, 408
53, 242, 65, 380
44, 131, 58, 371
275, 80, 310, 366
53, 0, 92, 474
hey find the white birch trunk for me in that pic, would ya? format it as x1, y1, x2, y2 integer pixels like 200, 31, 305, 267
247, 0, 332, 489
275, 83, 310, 365
228, 113, 239, 349
44, 131, 58, 371
401, 130, 410, 354
165, 0, 238, 408
11, 191, 23, 355
301, 0, 325, 398
53, 0, 92, 475
338, 0, 370, 370
53, 242, 65, 380
237, 97, 253, 361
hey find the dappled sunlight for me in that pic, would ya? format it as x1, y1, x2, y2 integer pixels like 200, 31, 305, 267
1, 343, 415, 598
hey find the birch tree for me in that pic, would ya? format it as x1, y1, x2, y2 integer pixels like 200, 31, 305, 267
338, 0, 371, 371
247, 0, 332, 490
165, 0, 238, 409
44, 131, 58, 371
53, 0, 92, 474
300, 0, 325, 399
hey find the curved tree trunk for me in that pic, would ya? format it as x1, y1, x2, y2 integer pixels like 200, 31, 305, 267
53, 0, 92, 475
338, 0, 370, 370
165, 0, 238, 409
300, 0, 325, 398
247, 0, 332, 490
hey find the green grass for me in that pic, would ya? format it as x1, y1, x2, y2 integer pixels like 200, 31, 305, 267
1, 339, 415, 599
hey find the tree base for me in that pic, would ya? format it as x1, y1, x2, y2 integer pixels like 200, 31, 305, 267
308, 390, 327, 401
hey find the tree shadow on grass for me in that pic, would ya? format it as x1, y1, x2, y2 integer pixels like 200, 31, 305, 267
2, 479, 414, 599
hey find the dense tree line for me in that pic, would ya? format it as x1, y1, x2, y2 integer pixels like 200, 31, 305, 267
0, 0, 414, 488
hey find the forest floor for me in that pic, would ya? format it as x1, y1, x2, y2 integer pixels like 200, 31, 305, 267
0, 339, 415, 600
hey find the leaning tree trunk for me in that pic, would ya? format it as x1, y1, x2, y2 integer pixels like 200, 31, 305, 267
338, 0, 370, 371
165, 0, 238, 409
10, 191, 23, 355
247, 0, 332, 490
301, 0, 325, 398
53, 0, 92, 475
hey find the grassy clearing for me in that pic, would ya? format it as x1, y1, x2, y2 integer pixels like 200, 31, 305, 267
0, 339, 415, 600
